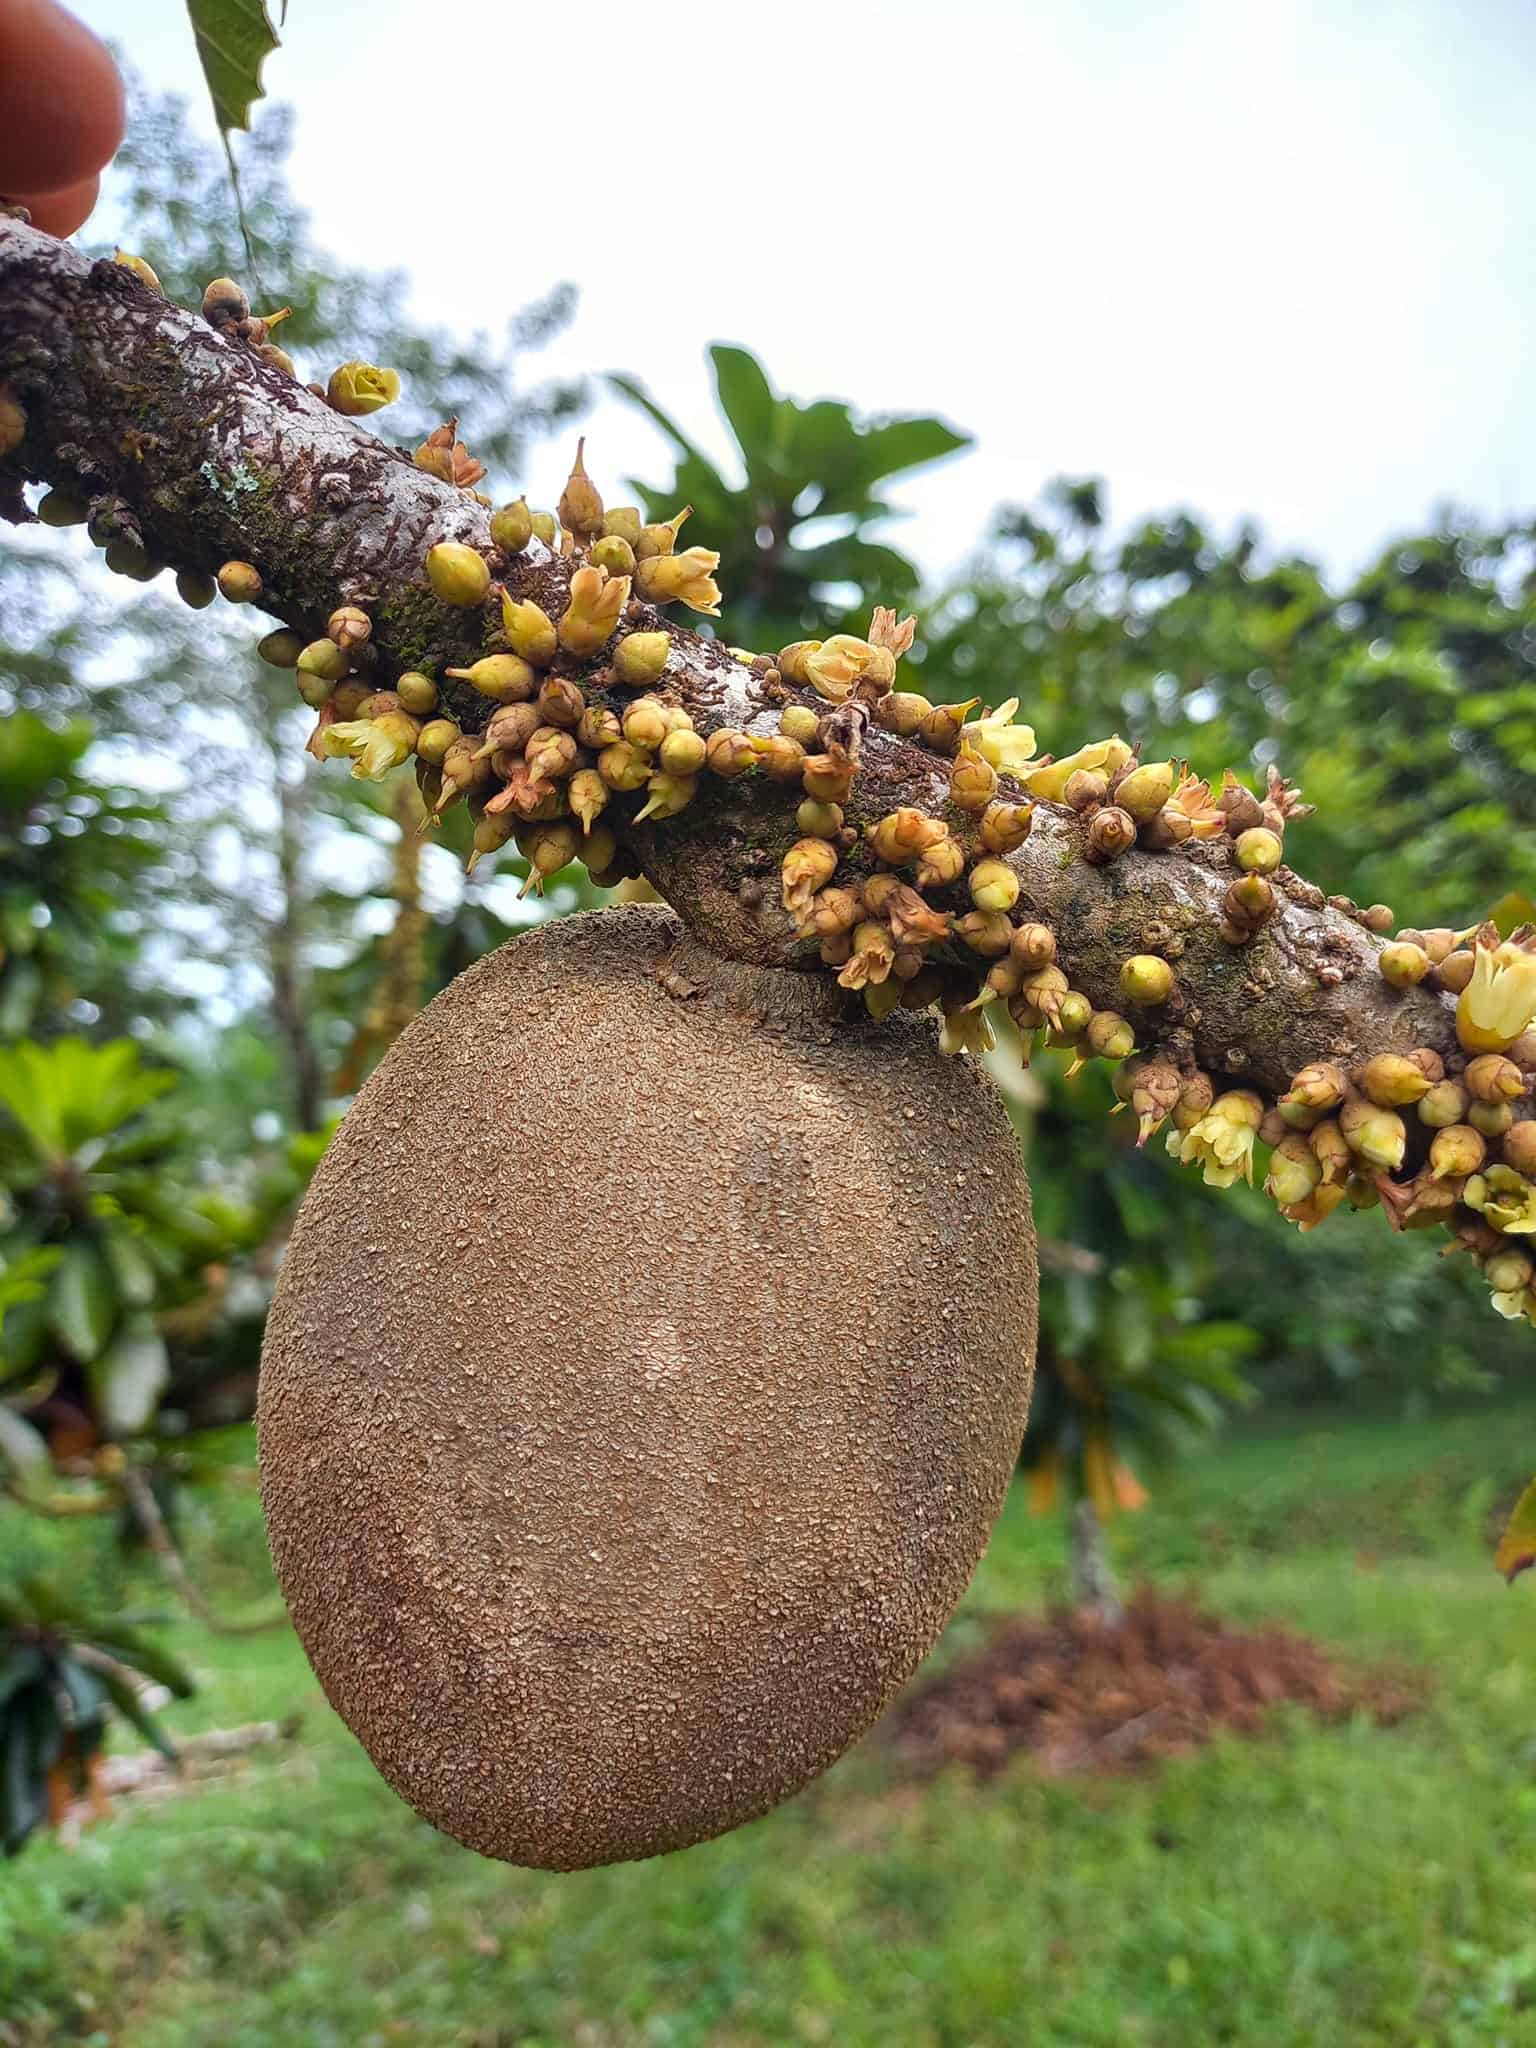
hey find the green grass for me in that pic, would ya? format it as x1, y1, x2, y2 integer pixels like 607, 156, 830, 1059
6, 1397, 1536, 2047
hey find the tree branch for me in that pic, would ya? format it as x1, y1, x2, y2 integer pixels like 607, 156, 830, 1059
3, 215, 1531, 1323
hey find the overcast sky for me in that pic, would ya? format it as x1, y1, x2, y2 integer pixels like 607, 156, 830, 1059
85, 0, 1534, 584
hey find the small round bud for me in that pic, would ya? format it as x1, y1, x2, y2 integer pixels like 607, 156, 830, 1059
919, 703, 971, 755
529, 511, 557, 546
1011, 923, 1056, 970
1469, 1099, 1514, 1138
1340, 1099, 1407, 1172
659, 728, 707, 776
333, 681, 371, 719
1226, 874, 1277, 928
705, 729, 756, 779
780, 704, 821, 746
395, 672, 438, 716
1086, 805, 1136, 862
1234, 827, 1284, 874
202, 276, 249, 324
36, 490, 89, 528
217, 559, 263, 603
415, 718, 461, 766
622, 697, 669, 752
1218, 778, 1265, 835
1502, 1120, 1536, 1175
536, 677, 586, 729
1467, 1053, 1524, 1104
602, 506, 643, 546
1361, 904, 1394, 934
296, 670, 334, 710
875, 692, 931, 738
597, 741, 652, 792
950, 744, 998, 815
582, 825, 619, 875
257, 629, 305, 668
1429, 1125, 1486, 1180
969, 858, 1020, 914
1063, 768, 1108, 813
753, 735, 807, 783
1379, 941, 1430, 989
1434, 950, 1475, 994
526, 726, 580, 782
955, 911, 1014, 957
1053, 991, 1093, 1041
175, 568, 217, 610
1086, 1011, 1136, 1061
979, 801, 1035, 856
1418, 1079, 1470, 1128
327, 605, 372, 652
1487, 1248, 1536, 1295
1139, 805, 1194, 851
796, 800, 843, 838
915, 837, 966, 891
425, 542, 491, 607
576, 705, 623, 750
589, 535, 636, 576
1120, 955, 1174, 1005
445, 654, 537, 703
1113, 759, 1176, 825
297, 638, 350, 683
490, 499, 534, 554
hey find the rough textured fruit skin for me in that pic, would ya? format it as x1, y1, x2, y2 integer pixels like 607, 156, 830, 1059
259, 906, 1037, 1869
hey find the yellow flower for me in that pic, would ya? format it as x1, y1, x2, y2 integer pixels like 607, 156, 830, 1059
1490, 1288, 1534, 1324
634, 547, 722, 614
326, 361, 402, 416
320, 713, 417, 781
970, 698, 1040, 777
1025, 735, 1134, 802
1456, 938, 1536, 1054
1470, 1166, 1536, 1235
557, 563, 631, 656
868, 605, 918, 657
1173, 1089, 1263, 1188
1169, 767, 1226, 839
803, 635, 897, 702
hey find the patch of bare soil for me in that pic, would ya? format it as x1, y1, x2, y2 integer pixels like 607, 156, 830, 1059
880, 1588, 1427, 1780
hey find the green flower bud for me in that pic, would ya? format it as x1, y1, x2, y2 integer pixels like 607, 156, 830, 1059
490, 498, 534, 554
217, 560, 263, 603
659, 728, 707, 776
796, 799, 843, 838
1113, 759, 1175, 825
582, 824, 619, 875
425, 542, 491, 607
587, 533, 635, 576
598, 741, 652, 792
557, 439, 605, 539
1435, 950, 1475, 994
1086, 1011, 1136, 1061
1339, 1098, 1406, 1172
956, 911, 1015, 957
297, 638, 350, 683
875, 691, 931, 738
602, 506, 643, 546
415, 717, 461, 766
622, 697, 670, 752
257, 629, 305, 668
779, 704, 821, 746
1119, 955, 1174, 1005
1234, 827, 1284, 874
1266, 1132, 1324, 1208
445, 654, 538, 703
395, 672, 439, 716
558, 562, 631, 656
634, 772, 698, 823
1466, 1053, 1524, 1103
705, 729, 755, 779
500, 593, 558, 666
969, 858, 1020, 913
175, 568, 217, 610
915, 836, 966, 891
1418, 1079, 1470, 1128
1429, 1124, 1486, 1180
1487, 1248, 1535, 1294
1379, 941, 1430, 989
613, 632, 672, 685
1053, 991, 1093, 1040
36, 490, 88, 527
980, 800, 1035, 855
1469, 1099, 1514, 1139
1360, 1053, 1430, 1107
636, 507, 692, 559
296, 671, 334, 710
530, 511, 557, 546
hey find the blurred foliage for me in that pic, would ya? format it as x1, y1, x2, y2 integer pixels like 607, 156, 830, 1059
0, 1574, 193, 1858
0, 1038, 319, 1467
613, 345, 967, 652
0, 710, 172, 1042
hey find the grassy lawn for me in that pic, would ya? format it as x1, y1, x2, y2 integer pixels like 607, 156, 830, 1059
6, 1397, 1536, 2047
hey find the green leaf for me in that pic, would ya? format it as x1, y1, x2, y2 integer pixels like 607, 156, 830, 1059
96, 1668, 180, 1764
103, 1230, 157, 1309
1496, 1476, 1536, 1583
87, 1316, 169, 1438
48, 1242, 116, 1363
186, 0, 281, 137
710, 346, 781, 483
79, 1625, 195, 1700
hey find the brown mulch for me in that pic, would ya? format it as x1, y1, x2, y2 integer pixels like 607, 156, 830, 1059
880, 1586, 1428, 1781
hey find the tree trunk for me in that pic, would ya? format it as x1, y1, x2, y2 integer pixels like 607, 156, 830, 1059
1068, 1498, 1125, 1627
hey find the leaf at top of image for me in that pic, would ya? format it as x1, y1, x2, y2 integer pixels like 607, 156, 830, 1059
186, 0, 281, 137
1495, 1475, 1536, 1583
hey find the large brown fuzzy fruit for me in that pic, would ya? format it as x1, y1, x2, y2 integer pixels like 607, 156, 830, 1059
259, 906, 1037, 1869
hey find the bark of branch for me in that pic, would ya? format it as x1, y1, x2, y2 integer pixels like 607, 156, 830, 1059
0, 215, 1468, 1103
